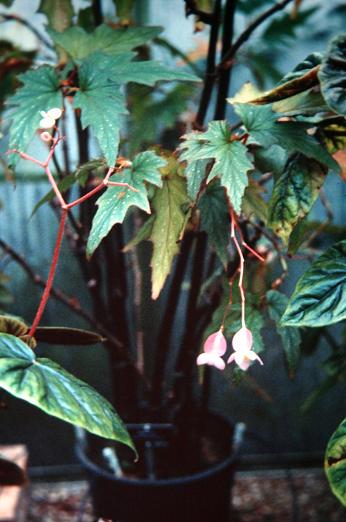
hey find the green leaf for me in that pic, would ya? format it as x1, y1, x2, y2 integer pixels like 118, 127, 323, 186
198, 183, 229, 267
267, 153, 326, 244
185, 159, 208, 200
0, 333, 135, 452
262, 8, 317, 45
325, 417, 346, 507
122, 215, 155, 252
319, 34, 346, 117
242, 181, 268, 223
179, 121, 253, 213
149, 170, 189, 299
266, 289, 301, 377
87, 151, 166, 255
234, 103, 337, 170
74, 55, 128, 166
39, 0, 74, 32
272, 89, 329, 117
34, 327, 104, 345
49, 24, 163, 61
277, 53, 322, 85
7, 66, 62, 166
281, 240, 346, 327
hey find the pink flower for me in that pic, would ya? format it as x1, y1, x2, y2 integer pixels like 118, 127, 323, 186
197, 330, 227, 370
227, 327, 263, 371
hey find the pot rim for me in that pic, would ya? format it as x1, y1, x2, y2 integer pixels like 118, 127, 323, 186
76, 412, 237, 487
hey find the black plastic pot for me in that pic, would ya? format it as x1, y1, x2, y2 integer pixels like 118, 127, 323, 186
76, 412, 239, 522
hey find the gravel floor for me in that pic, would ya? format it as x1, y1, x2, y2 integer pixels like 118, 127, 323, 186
27, 469, 345, 521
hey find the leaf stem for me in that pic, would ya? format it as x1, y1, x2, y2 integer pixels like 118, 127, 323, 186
29, 209, 68, 337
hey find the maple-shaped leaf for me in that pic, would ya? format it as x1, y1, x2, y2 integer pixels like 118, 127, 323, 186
7, 65, 62, 166
49, 24, 163, 61
87, 151, 166, 256
234, 103, 338, 170
74, 54, 128, 166
179, 121, 253, 214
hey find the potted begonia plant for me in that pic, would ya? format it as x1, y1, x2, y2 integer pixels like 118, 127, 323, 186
1, 0, 346, 520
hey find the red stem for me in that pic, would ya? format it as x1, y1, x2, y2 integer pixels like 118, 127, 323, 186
29, 209, 68, 336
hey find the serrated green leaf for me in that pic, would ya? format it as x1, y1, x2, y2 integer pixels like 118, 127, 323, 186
266, 289, 301, 377
319, 34, 346, 117
87, 151, 166, 255
184, 159, 208, 200
179, 121, 253, 213
235, 103, 337, 170
39, 0, 74, 32
74, 55, 128, 166
49, 24, 163, 61
7, 66, 62, 166
149, 171, 189, 299
267, 153, 326, 244
281, 240, 346, 327
325, 417, 346, 507
198, 183, 229, 267
0, 333, 135, 452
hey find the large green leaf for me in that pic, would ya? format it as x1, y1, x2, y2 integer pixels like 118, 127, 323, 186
149, 171, 189, 299
281, 240, 346, 327
74, 55, 128, 166
266, 289, 301, 377
319, 34, 346, 117
7, 66, 62, 166
87, 151, 166, 255
39, 0, 74, 31
198, 183, 229, 267
278, 53, 322, 85
267, 153, 326, 244
179, 121, 253, 214
234, 103, 337, 170
0, 333, 135, 452
325, 417, 346, 507
49, 24, 163, 61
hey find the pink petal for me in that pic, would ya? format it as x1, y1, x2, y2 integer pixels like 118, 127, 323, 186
234, 352, 251, 371
212, 356, 226, 371
197, 353, 209, 366
203, 330, 227, 355
247, 351, 264, 365
232, 327, 253, 352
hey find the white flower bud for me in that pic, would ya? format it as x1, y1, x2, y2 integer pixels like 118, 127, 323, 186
40, 131, 52, 142
47, 108, 62, 120
39, 116, 56, 129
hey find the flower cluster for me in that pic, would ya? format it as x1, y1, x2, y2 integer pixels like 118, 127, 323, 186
39, 108, 62, 129
197, 327, 263, 372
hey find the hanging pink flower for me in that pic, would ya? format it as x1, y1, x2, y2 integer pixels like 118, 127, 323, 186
227, 327, 263, 371
196, 329, 227, 370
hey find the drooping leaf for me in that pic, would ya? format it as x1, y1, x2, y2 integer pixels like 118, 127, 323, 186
198, 182, 230, 267
325, 417, 346, 507
149, 170, 189, 299
287, 217, 310, 255
267, 153, 326, 244
179, 121, 253, 213
7, 66, 62, 166
242, 181, 268, 223
272, 89, 329, 117
38, 0, 74, 32
87, 151, 166, 255
122, 215, 155, 253
0, 333, 135, 452
319, 34, 346, 117
34, 327, 104, 345
281, 240, 346, 327
277, 53, 322, 85
49, 24, 163, 61
266, 289, 301, 377
234, 103, 337, 170
318, 121, 346, 154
